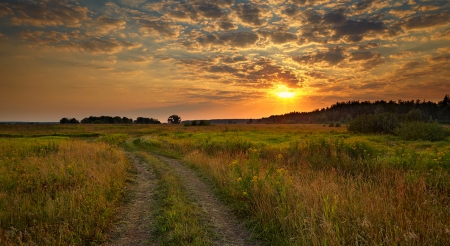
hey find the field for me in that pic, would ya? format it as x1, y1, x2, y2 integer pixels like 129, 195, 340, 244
1, 124, 450, 245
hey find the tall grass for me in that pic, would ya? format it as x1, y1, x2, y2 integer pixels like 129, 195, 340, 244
2, 124, 449, 244
0, 138, 130, 245
143, 125, 450, 245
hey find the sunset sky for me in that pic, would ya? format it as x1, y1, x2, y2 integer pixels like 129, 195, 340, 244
0, 0, 449, 122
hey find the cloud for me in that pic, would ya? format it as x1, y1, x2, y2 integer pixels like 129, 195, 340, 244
176, 56, 302, 88
164, 3, 198, 21
137, 17, 184, 40
142, 2, 165, 12
0, 3, 13, 17
120, 0, 146, 8
259, 29, 297, 44
238, 58, 302, 88
129, 56, 152, 64
389, 8, 416, 18
403, 11, 450, 30
287, 0, 326, 6
399, 61, 423, 70
353, 0, 376, 11
19, 30, 72, 44
389, 51, 415, 59
9, 1, 89, 27
429, 54, 450, 63
332, 19, 386, 42
218, 20, 238, 30
187, 31, 259, 49
350, 51, 379, 61
358, 42, 380, 50
233, 3, 271, 27
302, 9, 322, 24
323, 12, 346, 24
431, 30, 450, 40
221, 55, 248, 63
90, 15, 126, 35
219, 32, 260, 47
61, 38, 142, 54
292, 47, 346, 66
298, 25, 331, 44
305, 70, 327, 79
195, 3, 227, 19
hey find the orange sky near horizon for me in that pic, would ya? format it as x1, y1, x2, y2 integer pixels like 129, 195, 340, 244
0, 0, 449, 122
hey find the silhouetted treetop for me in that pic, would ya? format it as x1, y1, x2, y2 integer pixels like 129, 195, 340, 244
168, 115, 181, 124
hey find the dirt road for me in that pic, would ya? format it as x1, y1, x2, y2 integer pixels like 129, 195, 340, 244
106, 153, 260, 246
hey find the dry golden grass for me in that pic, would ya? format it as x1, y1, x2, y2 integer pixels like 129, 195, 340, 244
0, 138, 130, 245
2, 123, 449, 245
138, 124, 450, 245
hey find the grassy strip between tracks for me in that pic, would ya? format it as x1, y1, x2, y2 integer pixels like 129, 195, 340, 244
135, 151, 216, 245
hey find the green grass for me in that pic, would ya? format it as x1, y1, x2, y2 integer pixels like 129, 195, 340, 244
130, 124, 450, 245
2, 123, 450, 245
136, 152, 216, 245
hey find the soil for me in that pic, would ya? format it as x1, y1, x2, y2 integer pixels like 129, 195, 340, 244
105, 153, 260, 246
156, 155, 260, 246
104, 154, 157, 246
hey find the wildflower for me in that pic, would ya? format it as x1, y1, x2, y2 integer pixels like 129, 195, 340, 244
277, 153, 283, 160
228, 160, 238, 168
277, 168, 286, 174
237, 177, 242, 182
242, 191, 247, 196
251, 176, 259, 182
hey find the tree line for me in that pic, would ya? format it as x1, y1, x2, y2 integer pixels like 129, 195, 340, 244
261, 95, 450, 124
60, 115, 182, 124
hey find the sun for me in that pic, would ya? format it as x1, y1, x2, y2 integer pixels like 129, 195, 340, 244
276, 91, 296, 99
274, 85, 296, 99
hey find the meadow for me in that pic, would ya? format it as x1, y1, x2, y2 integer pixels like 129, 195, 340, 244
1, 123, 450, 245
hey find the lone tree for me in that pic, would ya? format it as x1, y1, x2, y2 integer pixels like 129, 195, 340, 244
60, 117, 79, 124
168, 115, 181, 124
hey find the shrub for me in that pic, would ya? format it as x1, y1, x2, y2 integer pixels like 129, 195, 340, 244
348, 113, 400, 134
335, 123, 341, 127
329, 123, 334, 127
198, 120, 210, 126
394, 121, 450, 141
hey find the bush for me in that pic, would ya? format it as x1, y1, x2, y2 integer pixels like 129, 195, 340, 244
198, 120, 210, 126
329, 123, 334, 127
335, 123, 341, 127
394, 121, 449, 141
348, 113, 400, 134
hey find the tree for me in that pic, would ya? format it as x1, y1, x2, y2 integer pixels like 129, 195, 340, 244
405, 108, 423, 122
439, 94, 450, 108
60, 118, 69, 124
168, 115, 181, 124
134, 117, 161, 124
60, 117, 79, 124
69, 118, 79, 124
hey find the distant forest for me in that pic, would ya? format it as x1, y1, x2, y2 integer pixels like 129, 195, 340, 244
60, 116, 161, 124
60, 95, 450, 125
260, 95, 450, 124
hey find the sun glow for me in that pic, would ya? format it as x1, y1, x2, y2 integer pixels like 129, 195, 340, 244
274, 85, 296, 99
276, 91, 296, 99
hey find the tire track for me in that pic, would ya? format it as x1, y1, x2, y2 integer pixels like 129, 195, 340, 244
105, 154, 157, 246
155, 154, 260, 246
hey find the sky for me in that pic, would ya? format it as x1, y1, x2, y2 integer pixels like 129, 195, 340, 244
0, 0, 449, 122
